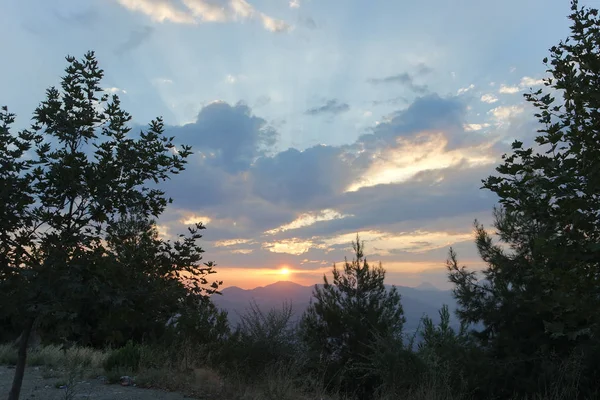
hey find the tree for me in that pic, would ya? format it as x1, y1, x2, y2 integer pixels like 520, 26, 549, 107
299, 235, 405, 398
448, 1, 600, 396
0, 52, 222, 400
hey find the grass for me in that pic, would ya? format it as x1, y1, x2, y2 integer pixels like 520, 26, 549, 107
0, 342, 107, 383
0, 342, 592, 400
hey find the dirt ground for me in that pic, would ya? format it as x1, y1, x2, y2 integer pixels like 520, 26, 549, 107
0, 366, 194, 400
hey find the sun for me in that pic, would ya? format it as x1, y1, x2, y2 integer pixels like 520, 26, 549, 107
279, 267, 290, 276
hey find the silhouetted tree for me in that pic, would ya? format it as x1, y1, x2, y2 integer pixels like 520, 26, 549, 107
448, 1, 600, 397
300, 235, 405, 398
0, 52, 222, 400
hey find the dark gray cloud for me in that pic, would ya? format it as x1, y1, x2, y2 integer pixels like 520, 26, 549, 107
360, 94, 466, 147
169, 101, 277, 173
268, 162, 499, 242
372, 96, 408, 106
305, 99, 350, 116
250, 144, 360, 209
115, 26, 154, 56
368, 72, 428, 94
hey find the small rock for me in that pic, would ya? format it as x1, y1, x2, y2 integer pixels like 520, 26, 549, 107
120, 375, 134, 386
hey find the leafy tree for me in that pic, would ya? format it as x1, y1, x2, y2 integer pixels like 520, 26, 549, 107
0, 52, 222, 400
448, 1, 600, 396
299, 235, 405, 398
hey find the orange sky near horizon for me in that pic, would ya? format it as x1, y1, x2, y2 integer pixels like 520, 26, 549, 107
206, 258, 485, 290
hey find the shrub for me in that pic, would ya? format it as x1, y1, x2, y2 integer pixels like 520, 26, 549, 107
216, 301, 299, 381
103, 341, 141, 374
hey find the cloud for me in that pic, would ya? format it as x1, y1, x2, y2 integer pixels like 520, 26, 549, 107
360, 94, 466, 147
250, 144, 358, 209
115, 0, 291, 32
53, 7, 98, 26
368, 73, 428, 94
457, 84, 475, 95
214, 238, 253, 247
305, 99, 350, 116
345, 132, 496, 192
372, 96, 408, 106
289, 0, 300, 8
416, 63, 433, 76
152, 93, 514, 276
225, 74, 246, 84
116, 0, 194, 23
499, 85, 520, 94
480, 94, 498, 104
498, 76, 544, 95
153, 78, 174, 85
519, 76, 545, 87
322, 230, 473, 255
168, 101, 277, 173
265, 209, 353, 235
489, 105, 525, 124
104, 87, 128, 94
262, 238, 325, 255
115, 25, 154, 55
464, 123, 491, 132
179, 213, 212, 225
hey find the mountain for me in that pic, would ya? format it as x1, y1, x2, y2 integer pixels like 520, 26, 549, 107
415, 282, 441, 291
211, 281, 459, 334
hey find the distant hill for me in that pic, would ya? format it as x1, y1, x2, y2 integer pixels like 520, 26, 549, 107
211, 280, 459, 334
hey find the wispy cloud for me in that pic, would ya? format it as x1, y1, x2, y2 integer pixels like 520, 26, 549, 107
457, 84, 475, 95
265, 209, 353, 235
262, 238, 325, 255
305, 99, 350, 116
115, 25, 154, 55
115, 0, 291, 32
368, 72, 428, 94
345, 132, 496, 192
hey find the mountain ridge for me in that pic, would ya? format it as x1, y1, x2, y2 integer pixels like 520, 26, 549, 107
212, 280, 459, 333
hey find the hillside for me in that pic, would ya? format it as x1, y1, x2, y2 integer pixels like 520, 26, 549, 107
211, 280, 459, 333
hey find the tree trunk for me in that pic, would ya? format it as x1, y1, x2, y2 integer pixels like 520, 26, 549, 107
7, 317, 35, 400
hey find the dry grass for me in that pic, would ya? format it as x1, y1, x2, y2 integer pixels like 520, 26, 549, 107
0, 343, 107, 379
134, 366, 224, 398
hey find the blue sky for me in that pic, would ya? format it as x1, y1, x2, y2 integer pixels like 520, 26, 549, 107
0, 0, 587, 288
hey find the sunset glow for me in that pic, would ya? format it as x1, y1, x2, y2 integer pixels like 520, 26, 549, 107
3, 0, 563, 292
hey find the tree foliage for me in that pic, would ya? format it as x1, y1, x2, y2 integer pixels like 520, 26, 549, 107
0, 52, 222, 400
447, 1, 600, 397
300, 235, 405, 398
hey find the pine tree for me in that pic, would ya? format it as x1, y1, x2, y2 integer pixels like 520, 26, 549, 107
448, 1, 600, 396
300, 235, 405, 397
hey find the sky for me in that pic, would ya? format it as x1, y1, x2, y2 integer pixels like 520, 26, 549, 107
0, 0, 589, 289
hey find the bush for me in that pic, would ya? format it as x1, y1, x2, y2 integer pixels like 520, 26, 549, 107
216, 301, 299, 381
103, 340, 141, 374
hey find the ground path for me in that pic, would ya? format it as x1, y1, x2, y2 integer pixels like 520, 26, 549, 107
0, 366, 193, 400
